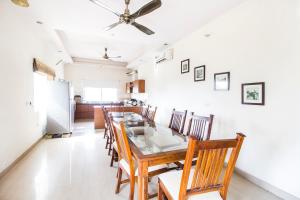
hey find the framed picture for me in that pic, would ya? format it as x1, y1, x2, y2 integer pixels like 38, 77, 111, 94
194, 65, 205, 82
242, 82, 265, 105
214, 72, 230, 91
181, 59, 190, 74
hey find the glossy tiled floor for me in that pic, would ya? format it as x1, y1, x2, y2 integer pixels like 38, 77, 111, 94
0, 120, 282, 200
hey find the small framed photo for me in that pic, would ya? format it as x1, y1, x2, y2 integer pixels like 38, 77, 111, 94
214, 72, 230, 91
181, 59, 190, 74
194, 65, 205, 82
242, 82, 265, 105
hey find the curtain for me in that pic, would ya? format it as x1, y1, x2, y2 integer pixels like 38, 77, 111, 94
33, 58, 56, 80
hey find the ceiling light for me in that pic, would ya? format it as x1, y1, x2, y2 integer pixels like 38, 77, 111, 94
11, 0, 29, 7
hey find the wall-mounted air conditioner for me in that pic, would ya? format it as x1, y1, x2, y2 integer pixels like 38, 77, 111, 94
155, 48, 173, 64
126, 70, 138, 76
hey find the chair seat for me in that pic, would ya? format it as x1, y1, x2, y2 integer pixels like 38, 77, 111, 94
158, 169, 222, 200
178, 158, 198, 165
120, 159, 168, 176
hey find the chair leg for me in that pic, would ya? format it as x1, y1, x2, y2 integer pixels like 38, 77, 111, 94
103, 127, 107, 139
105, 135, 110, 149
116, 166, 119, 178
115, 167, 122, 194
114, 151, 118, 162
158, 180, 165, 200
108, 137, 112, 156
110, 148, 115, 167
129, 177, 135, 200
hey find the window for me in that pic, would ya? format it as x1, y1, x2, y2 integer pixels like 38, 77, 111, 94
102, 88, 117, 102
83, 87, 118, 102
84, 87, 102, 102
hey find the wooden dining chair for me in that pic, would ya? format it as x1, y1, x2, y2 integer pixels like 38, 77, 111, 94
140, 105, 150, 118
102, 107, 109, 139
158, 133, 246, 200
106, 113, 120, 167
146, 105, 157, 121
102, 107, 112, 147
112, 121, 169, 200
175, 113, 214, 168
104, 112, 118, 166
186, 113, 214, 140
103, 108, 114, 155
168, 109, 188, 135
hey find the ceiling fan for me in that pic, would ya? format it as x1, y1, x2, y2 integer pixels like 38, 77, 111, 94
102, 48, 121, 60
11, 0, 29, 7
90, 0, 162, 35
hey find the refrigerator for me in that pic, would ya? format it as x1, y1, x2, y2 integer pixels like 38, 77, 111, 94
46, 79, 75, 134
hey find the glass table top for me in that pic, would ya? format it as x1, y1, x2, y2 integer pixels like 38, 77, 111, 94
111, 112, 145, 126
110, 112, 136, 118
111, 112, 188, 155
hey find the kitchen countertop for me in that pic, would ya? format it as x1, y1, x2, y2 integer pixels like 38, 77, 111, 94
94, 105, 141, 108
76, 102, 124, 106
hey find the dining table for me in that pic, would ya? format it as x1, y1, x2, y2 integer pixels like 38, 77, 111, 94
110, 112, 190, 200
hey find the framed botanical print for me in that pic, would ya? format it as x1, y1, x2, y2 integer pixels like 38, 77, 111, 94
194, 65, 205, 82
242, 82, 265, 105
181, 59, 190, 74
214, 72, 230, 91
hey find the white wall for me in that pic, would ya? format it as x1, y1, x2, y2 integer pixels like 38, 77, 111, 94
137, 0, 300, 198
0, 2, 64, 174
64, 63, 130, 101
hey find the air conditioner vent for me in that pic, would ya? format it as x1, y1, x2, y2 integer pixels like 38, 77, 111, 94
155, 48, 173, 64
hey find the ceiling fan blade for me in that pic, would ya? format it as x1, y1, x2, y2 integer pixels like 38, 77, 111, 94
90, 0, 121, 17
130, 0, 161, 19
131, 22, 154, 35
104, 21, 122, 31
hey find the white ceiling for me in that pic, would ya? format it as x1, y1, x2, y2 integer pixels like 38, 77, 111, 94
29, 0, 246, 63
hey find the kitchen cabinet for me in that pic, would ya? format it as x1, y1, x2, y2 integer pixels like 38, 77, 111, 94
133, 80, 145, 93
126, 80, 145, 94
75, 102, 123, 120
75, 104, 94, 120
94, 106, 142, 129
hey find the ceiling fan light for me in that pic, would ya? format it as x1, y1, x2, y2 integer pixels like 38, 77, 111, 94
11, 0, 29, 7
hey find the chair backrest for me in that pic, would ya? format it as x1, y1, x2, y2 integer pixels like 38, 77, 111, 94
178, 133, 246, 200
141, 105, 150, 117
103, 107, 116, 140
102, 106, 109, 126
146, 106, 157, 121
186, 113, 214, 140
168, 109, 187, 134
106, 113, 115, 141
112, 121, 135, 175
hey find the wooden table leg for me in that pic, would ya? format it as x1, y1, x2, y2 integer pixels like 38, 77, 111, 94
138, 160, 149, 200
